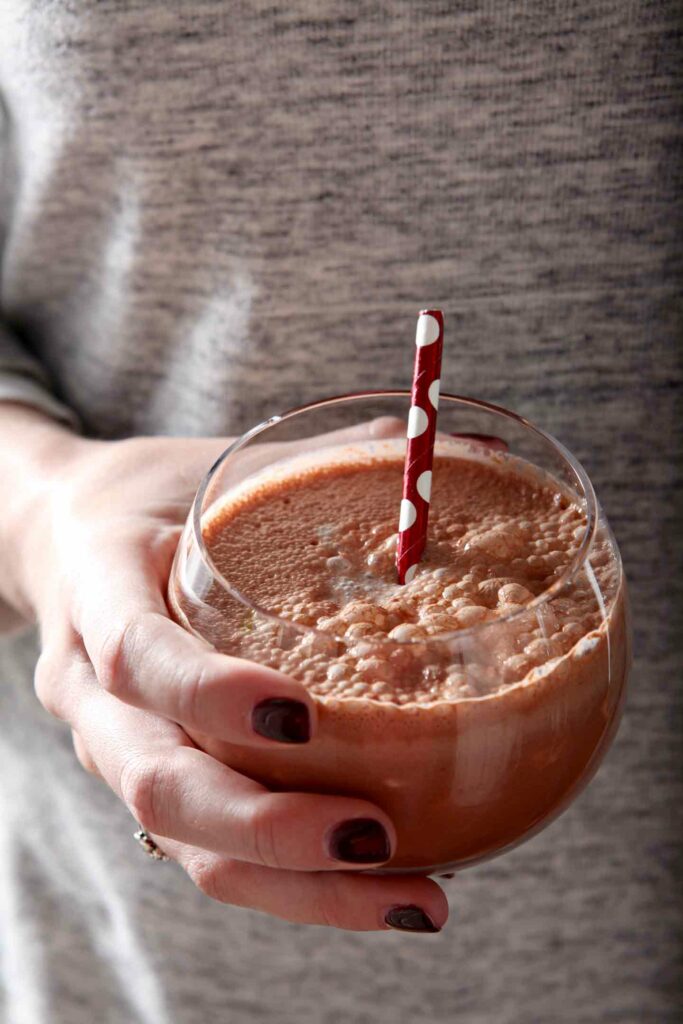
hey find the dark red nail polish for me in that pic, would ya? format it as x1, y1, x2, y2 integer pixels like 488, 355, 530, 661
251, 699, 310, 743
328, 818, 392, 863
385, 905, 441, 933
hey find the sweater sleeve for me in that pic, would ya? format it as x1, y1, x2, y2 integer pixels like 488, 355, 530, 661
0, 324, 80, 429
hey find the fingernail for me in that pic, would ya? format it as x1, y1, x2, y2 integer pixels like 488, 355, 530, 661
251, 698, 311, 743
385, 905, 441, 933
328, 818, 392, 864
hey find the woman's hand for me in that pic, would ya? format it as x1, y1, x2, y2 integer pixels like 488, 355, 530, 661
1, 405, 448, 933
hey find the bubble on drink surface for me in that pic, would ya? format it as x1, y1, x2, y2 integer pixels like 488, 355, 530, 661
561, 621, 586, 643
498, 582, 534, 606
524, 637, 563, 664
503, 654, 535, 682
433, 567, 453, 579
388, 622, 424, 644
327, 664, 348, 683
327, 555, 351, 573
423, 615, 458, 634
357, 656, 393, 683
575, 634, 600, 658
344, 622, 375, 641
465, 523, 529, 560
455, 605, 490, 628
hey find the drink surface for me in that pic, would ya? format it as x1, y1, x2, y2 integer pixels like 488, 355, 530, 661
201, 441, 616, 699
172, 439, 628, 871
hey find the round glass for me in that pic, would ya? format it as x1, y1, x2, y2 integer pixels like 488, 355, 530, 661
169, 392, 631, 874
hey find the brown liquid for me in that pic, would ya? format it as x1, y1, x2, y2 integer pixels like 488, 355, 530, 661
171, 444, 629, 871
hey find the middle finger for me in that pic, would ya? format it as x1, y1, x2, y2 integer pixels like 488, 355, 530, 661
70, 663, 398, 871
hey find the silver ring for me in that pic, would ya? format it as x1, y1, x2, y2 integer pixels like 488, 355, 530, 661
134, 827, 169, 861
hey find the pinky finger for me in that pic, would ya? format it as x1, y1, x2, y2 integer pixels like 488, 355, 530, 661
156, 836, 449, 934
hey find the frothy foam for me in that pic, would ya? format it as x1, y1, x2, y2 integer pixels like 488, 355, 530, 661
200, 439, 617, 703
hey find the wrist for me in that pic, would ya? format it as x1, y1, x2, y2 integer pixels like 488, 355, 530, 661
0, 403, 89, 621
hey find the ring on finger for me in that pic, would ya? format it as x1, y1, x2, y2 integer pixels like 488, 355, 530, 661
133, 825, 170, 862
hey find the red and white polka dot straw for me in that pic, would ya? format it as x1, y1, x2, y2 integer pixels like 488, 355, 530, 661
396, 309, 444, 585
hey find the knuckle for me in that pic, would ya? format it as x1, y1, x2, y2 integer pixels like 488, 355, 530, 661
119, 756, 168, 835
187, 855, 234, 904
177, 661, 215, 730
315, 878, 349, 931
96, 616, 143, 697
33, 652, 66, 720
248, 799, 282, 869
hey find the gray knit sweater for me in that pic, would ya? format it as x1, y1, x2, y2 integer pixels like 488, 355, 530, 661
0, 3, 681, 1022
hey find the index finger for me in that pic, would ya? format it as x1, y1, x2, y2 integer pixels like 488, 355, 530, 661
74, 544, 318, 747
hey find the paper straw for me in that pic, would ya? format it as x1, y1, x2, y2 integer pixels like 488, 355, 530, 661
396, 309, 444, 584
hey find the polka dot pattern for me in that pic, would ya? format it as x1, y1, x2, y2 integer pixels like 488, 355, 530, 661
407, 405, 428, 439
415, 312, 441, 347
416, 470, 432, 502
399, 498, 417, 531
396, 309, 444, 584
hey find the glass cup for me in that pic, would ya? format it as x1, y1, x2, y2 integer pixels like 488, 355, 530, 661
168, 392, 631, 874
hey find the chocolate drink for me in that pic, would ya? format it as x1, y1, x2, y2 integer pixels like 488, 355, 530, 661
170, 438, 629, 872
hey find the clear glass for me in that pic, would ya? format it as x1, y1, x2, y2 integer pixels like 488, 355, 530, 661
168, 392, 631, 874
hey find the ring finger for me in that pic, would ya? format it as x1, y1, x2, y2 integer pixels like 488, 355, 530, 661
68, 658, 399, 872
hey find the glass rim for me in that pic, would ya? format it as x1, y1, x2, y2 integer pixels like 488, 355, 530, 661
191, 390, 601, 645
